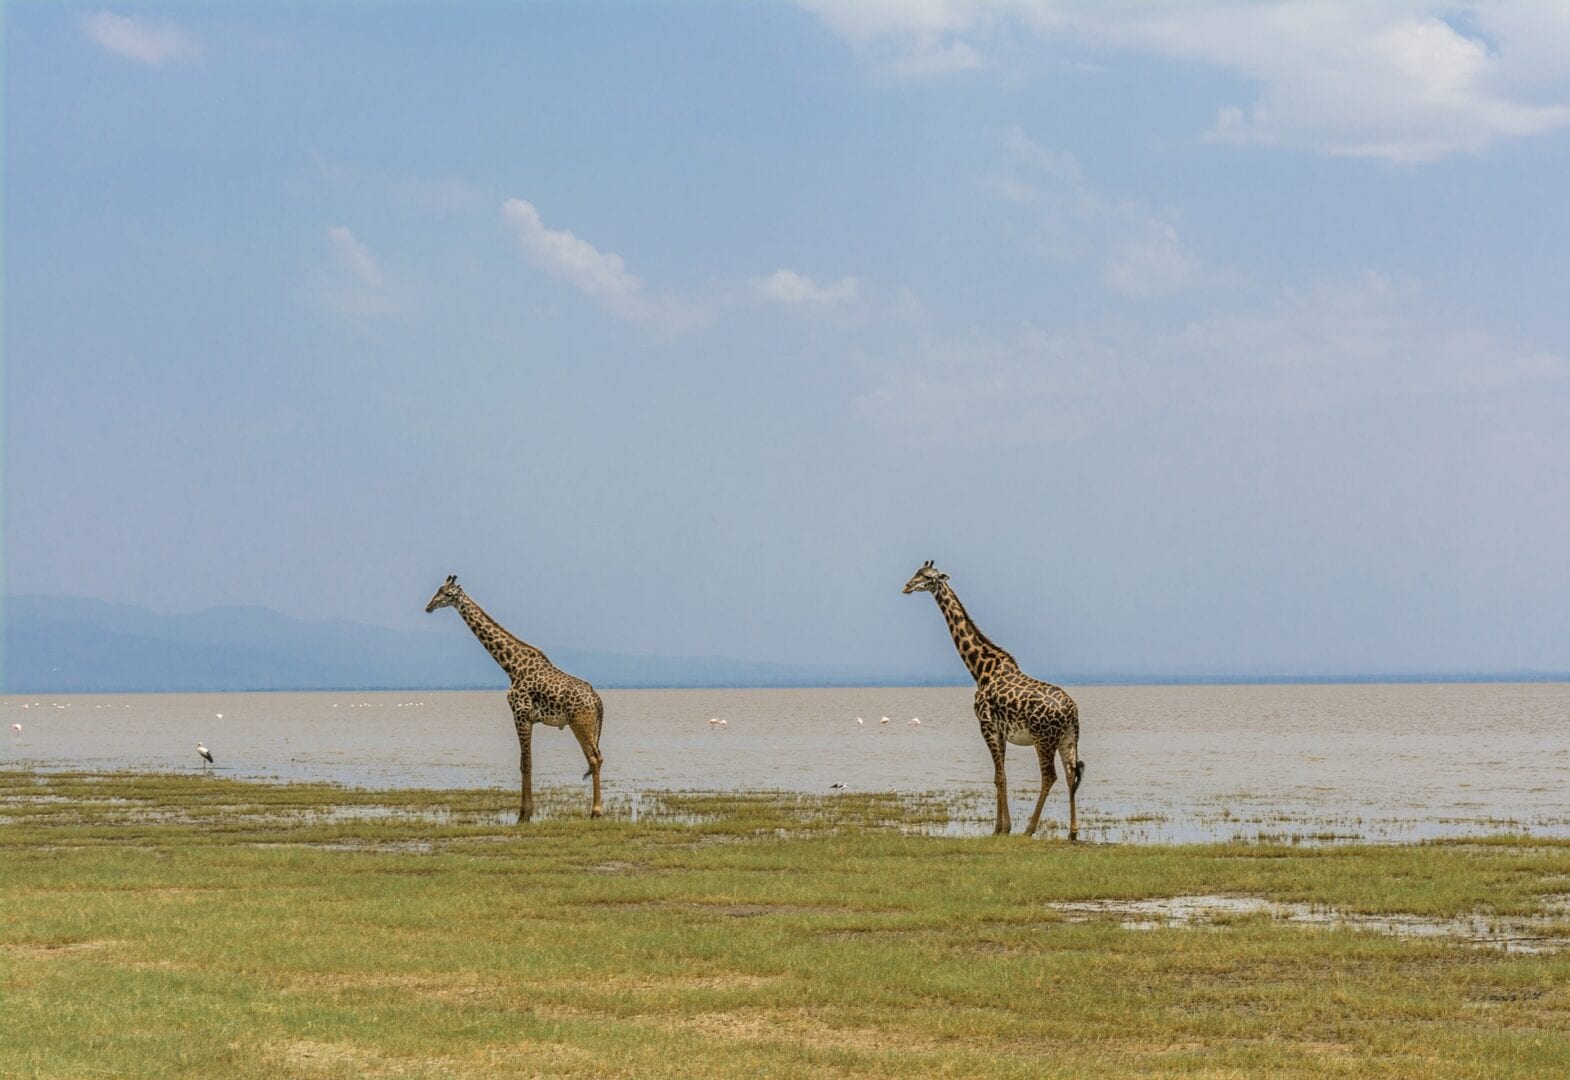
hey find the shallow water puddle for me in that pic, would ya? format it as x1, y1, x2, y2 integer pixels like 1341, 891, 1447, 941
1052, 894, 1570, 953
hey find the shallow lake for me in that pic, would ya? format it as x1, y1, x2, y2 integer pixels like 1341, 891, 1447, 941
5, 683, 1567, 843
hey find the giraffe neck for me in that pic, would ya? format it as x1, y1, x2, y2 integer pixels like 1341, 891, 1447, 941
454, 594, 545, 677
932, 582, 1018, 683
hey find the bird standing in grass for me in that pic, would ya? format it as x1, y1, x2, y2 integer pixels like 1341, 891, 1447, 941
196, 743, 213, 767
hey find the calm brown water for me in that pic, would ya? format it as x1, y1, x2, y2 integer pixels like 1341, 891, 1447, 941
5, 684, 1568, 843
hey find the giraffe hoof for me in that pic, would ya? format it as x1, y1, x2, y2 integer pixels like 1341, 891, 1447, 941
1069, 831, 1078, 842
590, 808, 603, 820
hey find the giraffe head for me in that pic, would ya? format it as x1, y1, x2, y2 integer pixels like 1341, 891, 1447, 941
425, 574, 464, 613
902, 560, 949, 595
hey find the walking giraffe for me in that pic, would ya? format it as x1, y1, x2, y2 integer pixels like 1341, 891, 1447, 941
425, 575, 603, 822
903, 561, 1084, 839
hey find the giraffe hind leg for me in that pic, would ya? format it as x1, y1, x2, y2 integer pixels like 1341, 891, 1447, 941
1060, 744, 1082, 842
570, 711, 604, 820
1025, 741, 1057, 837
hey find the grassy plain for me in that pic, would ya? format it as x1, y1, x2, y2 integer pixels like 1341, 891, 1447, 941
3, 770, 1569, 1078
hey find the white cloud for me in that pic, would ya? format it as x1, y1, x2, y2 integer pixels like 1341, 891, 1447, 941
800, 2, 1570, 161
79, 11, 200, 66
858, 271, 1566, 444
856, 327, 1119, 444
500, 198, 706, 333
310, 153, 487, 214
889, 38, 984, 77
800, 0, 992, 77
327, 227, 382, 289
315, 226, 400, 317
753, 269, 861, 305
990, 128, 1204, 296
1174, 272, 1567, 413
1114, 5, 1570, 161
1101, 223, 1204, 298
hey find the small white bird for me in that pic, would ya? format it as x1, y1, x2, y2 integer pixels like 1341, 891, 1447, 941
909, 717, 921, 726
215, 713, 223, 720
196, 743, 214, 765
855, 716, 864, 725
709, 717, 720, 727
718, 718, 728, 727
880, 716, 890, 726
830, 782, 846, 789
11, 723, 20, 733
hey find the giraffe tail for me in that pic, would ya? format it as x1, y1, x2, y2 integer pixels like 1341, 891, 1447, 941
582, 697, 605, 781
1072, 759, 1086, 792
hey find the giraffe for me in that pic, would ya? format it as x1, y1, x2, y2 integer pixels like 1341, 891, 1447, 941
425, 575, 603, 823
903, 561, 1084, 839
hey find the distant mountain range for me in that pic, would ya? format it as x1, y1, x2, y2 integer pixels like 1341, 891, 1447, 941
1, 595, 940, 693
5, 595, 1564, 694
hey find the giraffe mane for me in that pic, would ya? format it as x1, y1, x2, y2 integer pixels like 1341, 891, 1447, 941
942, 583, 1018, 667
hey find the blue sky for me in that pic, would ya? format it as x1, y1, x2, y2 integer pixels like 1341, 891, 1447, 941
6, 2, 1569, 677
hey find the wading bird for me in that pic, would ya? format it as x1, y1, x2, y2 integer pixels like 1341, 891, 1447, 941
196, 743, 214, 766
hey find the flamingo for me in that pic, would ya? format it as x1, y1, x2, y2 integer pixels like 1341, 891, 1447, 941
879, 716, 890, 726
709, 717, 720, 727
909, 717, 921, 727
855, 716, 864, 725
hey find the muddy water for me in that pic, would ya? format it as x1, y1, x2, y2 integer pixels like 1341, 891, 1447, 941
4, 683, 1567, 843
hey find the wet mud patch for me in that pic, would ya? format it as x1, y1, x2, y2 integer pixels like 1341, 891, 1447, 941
582, 898, 851, 919
1052, 894, 1570, 953
4, 938, 119, 958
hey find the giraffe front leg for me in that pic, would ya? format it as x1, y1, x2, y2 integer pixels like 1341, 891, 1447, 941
518, 723, 534, 824
1025, 740, 1057, 837
975, 703, 1011, 835
985, 733, 1011, 835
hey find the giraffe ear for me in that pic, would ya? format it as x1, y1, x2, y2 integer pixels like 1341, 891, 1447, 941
924, 559, 933, 568
939, 572, 949, 581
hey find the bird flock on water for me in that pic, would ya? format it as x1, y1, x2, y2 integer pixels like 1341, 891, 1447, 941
706, 714, 921, 730
4, 699, 930, 779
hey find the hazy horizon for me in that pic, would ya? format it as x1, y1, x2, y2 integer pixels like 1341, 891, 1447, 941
7, 3, 1569, 681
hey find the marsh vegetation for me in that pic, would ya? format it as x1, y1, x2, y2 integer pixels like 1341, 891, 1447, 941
4, 770, 1569, 1077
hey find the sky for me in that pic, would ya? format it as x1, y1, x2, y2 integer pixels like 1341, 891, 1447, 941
5, 1, 1570, 678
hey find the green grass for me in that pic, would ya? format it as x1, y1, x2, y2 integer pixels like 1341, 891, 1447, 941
3, 770, 1569, 1078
